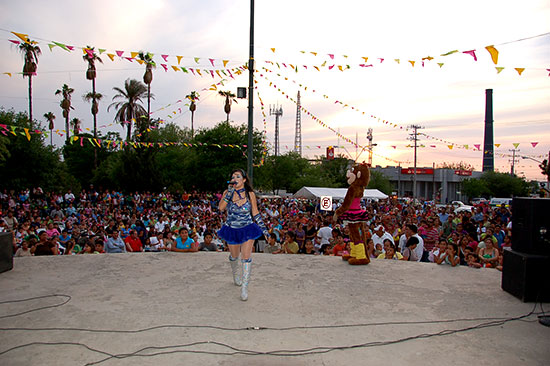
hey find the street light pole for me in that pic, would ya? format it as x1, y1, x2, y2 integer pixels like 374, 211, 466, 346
247, 0, 255, 184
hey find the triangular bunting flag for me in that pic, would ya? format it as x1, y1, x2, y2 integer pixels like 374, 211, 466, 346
161, 64, 168, 71
98, 49, 106, 54
408, 60, 415, 67
462, 50, 477, 61
447, 145, 454, 150
270, 48, 275, 53
136, 59, 144, 65
531, 142, 538, 148
495, 67, 504, 74
161, 54, 169, 62
464, 144, 469, 149
11, 32, 30, 43
495, 143, 501, 148
474, 144, 481, 150
394, 59, 400, 64
437, 63, 444, 68
53, 41, 70, 51
3, 72, 12, 77
513, 143, 520, 149
115, 50, 124, 57
176, 56, 183, 64
485, 45, 499, 64
441, 50, 458, 56
209, 58, 215, 67
130, 51, 139, 59
223, 60, 229, 67
194, 57, 200, 64
47, 44, 56, 51
172, 65, 180, 72
514, 68, 525, 76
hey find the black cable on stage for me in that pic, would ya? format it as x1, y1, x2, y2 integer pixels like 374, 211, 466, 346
0, 294, 71, 320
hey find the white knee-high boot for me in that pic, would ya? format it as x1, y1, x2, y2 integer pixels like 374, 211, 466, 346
229, 255, 241, 286
241, 259, 252, 301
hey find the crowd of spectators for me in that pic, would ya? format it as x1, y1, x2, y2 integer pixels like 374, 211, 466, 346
1, 187, 513, 270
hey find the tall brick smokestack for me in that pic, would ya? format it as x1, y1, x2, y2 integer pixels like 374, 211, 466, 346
482, 89, 494, 172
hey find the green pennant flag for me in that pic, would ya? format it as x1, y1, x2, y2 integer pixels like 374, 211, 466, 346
181, 67, 188, 73
53, 41, 70, 51
441, 50, 458, 56
98, 48, 106, 54
47, 43, 56, 51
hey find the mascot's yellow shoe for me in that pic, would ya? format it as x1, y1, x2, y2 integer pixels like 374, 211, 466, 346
342, 242, 354, 261
348, 242, 370, 265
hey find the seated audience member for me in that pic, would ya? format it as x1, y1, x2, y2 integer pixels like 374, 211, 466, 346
320, 244, 332, 256
302, 239, 316, 255
478, 237, 499, 268
14, 240, 32, 257
105, 230, 127, 253
263, 233, 281, 254
124, 230, 143, 252
444, 243, 460, 267
63, 238, 80, 255
172, 227, 198, 252
281, 231, 299, 254
81, 242, 96, 254
377, 242, 403, 260
366, 238, 377, 259
466, 252, 482, 268
198, 231, 219, 251
94, 240, 105, 254
430, 239, 448, 264
332, 232, 347, 256
402, 237, 420, 261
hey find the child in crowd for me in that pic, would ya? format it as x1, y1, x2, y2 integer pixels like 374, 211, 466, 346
377, 242, 403, 260
466, 252, 482, 268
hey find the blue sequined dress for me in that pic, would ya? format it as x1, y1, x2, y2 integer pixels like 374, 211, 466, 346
218, 199, 263, 245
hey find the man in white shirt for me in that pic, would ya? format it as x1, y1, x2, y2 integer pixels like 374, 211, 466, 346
371, 225, 394, 251
316, 220, 332, 251
398, 224, 424, 262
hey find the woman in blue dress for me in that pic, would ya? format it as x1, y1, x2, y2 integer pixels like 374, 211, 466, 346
218, 169, 269, 301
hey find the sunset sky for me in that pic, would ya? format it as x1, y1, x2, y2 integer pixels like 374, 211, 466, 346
1, 0, 549, 180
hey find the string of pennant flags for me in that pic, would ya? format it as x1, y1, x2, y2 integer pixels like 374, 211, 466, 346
258, 67, 544, 151
265, 31, 550, 76
255, 75, 405, 164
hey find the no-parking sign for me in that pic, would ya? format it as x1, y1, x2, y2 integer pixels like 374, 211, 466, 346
320, 196, 333, 211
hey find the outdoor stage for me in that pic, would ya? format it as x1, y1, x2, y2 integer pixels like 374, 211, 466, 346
1, 252, 549, 366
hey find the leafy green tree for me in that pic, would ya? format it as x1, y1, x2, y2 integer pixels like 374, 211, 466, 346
368, 170, 393, 195
461, 177, 490, 198
17, 38, 41, 127
462, 171, 529, 199
108, 79, 149, 141
0, 108, 73, 191
55, 84, 75, 143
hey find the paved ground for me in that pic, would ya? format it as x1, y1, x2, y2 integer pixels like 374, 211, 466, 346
1, 252, 549, 366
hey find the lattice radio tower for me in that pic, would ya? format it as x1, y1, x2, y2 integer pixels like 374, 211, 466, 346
270, 104, 283, 156
294, 91, 302, 156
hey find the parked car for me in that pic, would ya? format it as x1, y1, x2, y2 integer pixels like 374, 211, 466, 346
436, 201, 474, 213
471, 197, 488, 206
489, 198, 513, 207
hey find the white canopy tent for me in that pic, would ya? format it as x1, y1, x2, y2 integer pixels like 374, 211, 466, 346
293, 187, 388, 200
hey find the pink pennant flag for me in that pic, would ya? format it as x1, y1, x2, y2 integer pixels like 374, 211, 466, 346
9, 40, 20, 45
531, 142, 538, 148
190, 68, 195, 75
328, 54, 334, 59
125, 57, 133, 62
161, 64, 168, 71
115, 50, 124, 57
161, 54, 169, 62
329, 65, 335, 70
378, 58, 384, 63
474, 144, 481, 150
430, 145, 436, 148
391, 146, 397, 149
462, 50, 477, 61
547, 69, 550, 77
210, 70, 214, 78
67, 46, 74, 51
209, 58, 215, 67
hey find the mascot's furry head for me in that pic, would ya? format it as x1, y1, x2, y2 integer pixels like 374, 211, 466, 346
346, 163, 370, 188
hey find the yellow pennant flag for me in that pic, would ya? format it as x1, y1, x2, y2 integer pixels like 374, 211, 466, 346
194, 57, 200, 64
215, 70, 222, 78
270, 48, 276, 53
485, 45, 499, 65
338, 65, 343, 71
495, 143, 501, 148
106, 53, 115, 61
171, 65, 180, 72
513, 143, 520, 149
73, 136, 79, 142
131, 51, 139, 59
136, 59, 144, 65
464, 144, 469, 149
3, 72, 12, 77
196, 69, 202, 76
394, 59, 400, 64
362, 57, 368, 63
176, 56, 183, 64
409, 60, 415, 67
514, 68, 525, 76
495, 67, 504, 74
310, 52, 317, 56
321, 61, 326, 67
23, 128, 31, 141
447, 145, 454, 150
437, 63, 444, 68
223, 60, 229, 67
314, 66, 320, 71
11, 31, 30, 43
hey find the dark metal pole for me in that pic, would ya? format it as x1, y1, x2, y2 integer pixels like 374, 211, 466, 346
482, 89, 494, 172
247, 0, 255, 184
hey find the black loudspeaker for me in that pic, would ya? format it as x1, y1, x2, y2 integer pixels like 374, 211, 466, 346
511, 197, 550, 255
0, 232, 14, 273
501, 249, 550, 302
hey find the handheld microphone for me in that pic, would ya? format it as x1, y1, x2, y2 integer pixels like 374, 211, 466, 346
227, 181, 237, 185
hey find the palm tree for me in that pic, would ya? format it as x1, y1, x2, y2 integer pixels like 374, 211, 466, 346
83, 91, 103, 167
108, 79, 149, 141
218, 90, 237, 123
70, 118, 81, 136
185, 91, 200, 137
43, 112, 55, 146
55, 84, 75, 143
17, 38, 41, 127
137, 51, 155, 119
82, 46, 103, 140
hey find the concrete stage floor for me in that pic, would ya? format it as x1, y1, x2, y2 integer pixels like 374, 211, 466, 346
1, 252, 549, 366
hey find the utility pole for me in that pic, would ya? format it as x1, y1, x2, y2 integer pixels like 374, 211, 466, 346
270, 104, 283, 156
247, 0, 255, 183
509, 148, 520, 176
294, 91, 302, 156
409, 124, 423, 199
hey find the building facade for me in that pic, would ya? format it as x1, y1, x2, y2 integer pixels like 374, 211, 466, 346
370, 166, 483, 203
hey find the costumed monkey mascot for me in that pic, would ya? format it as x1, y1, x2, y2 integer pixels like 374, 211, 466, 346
333, 163, 371, 265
